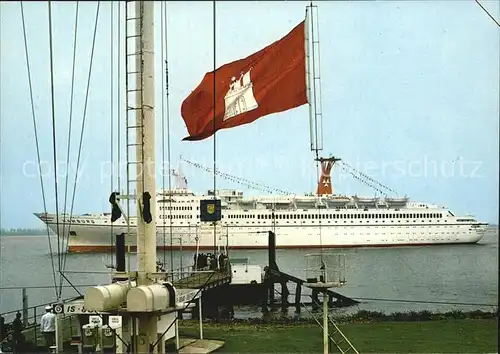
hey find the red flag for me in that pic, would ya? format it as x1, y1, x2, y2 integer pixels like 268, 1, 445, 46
181, 21, 307, 141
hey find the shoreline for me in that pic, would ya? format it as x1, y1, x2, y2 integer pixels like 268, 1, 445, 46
181, 308, 499, 326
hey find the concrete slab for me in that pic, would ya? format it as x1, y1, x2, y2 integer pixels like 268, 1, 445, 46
178, 338, 197, 348
178, 338, 225, 354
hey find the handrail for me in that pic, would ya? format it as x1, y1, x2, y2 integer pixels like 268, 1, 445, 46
171, 264, 232, 288
0, 295, 81, 323
166, 265, 213, 283
1, 264, 232, 324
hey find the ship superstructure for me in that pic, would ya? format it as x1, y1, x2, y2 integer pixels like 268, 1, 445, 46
36, 166, 488, 252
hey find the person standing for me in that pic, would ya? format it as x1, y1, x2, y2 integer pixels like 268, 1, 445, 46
0, 315, 5, 342
40, 306, 56, 350
11, 312, 25, 352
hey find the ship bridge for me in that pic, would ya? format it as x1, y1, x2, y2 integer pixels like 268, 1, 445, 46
157, 188, 195, 197
207, 189, 244, 203
406, 201, 444, 209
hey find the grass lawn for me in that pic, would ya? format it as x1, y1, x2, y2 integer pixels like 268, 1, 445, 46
179, 319, 498, 353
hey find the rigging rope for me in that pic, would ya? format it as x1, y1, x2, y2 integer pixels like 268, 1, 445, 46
308, 2, 324, 265
212, 0, 218, 256
47, 1, 63, 299
59, 1, 79, 298
60, 1, 101, 279
20, 2, 58, 298
183, 156, 402, 205
152, 271, 217, 350
138, 1, 146, 222
160, 0, 166, 271
165, 5, 174, 275
316, 160, 324, 264
0, 282, 496, 308
339, 160, 397, 196
337, 163, 387, 197
180, 157, 292, 196
475, 0, 500, 27
117, 1, 121, 213
160, 1, 174, 272
117, 0, 124, 273
109, 0, 115, 269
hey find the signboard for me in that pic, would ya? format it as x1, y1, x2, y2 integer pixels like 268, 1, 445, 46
89, 315, 103, 326
157, 313, 176, 339
109, 315, 122, 329
64, 302, 89, 314
52, 303, 64, 315
176, 289, 201, 307
200, 199, 221, 222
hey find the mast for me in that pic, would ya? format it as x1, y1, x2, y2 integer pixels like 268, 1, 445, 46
306, 3, 340, 197
132, 0, 156, 294
306, 2, 323, 161
86, 3, 202, 353
131, 1, 158, 351
85, 2, 160, 352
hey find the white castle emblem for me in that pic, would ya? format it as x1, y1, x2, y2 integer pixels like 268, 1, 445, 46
223, 69, 259, 121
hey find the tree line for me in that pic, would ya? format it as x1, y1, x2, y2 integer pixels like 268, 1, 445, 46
0, 228, 50, 235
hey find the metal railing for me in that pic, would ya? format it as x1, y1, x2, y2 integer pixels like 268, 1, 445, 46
1, 299, 55, 326
0, 296, 80, 348
169, 264, 232, 289
166, 265, 211, 283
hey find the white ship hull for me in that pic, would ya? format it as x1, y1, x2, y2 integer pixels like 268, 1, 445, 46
37, 216, 488, 253
35, 188, 488, 252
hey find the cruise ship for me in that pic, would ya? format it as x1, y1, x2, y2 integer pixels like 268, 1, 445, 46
35, 162, 488, 253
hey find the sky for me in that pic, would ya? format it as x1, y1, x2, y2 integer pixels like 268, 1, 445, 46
0, 1, 498, 229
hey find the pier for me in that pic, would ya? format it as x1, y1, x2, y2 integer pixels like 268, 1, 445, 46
193, 231, 358, 318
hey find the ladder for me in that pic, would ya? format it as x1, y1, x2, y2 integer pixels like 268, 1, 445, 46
301, 297, 359, 354
124, 0, 144, 233
327, 317, 359, 354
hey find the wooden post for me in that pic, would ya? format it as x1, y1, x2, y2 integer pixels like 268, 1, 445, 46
295, 283, 302, 313
22, 288, 28, 326
33, 306, 38, 345
198, 297, 203, 340
281, 282, 289, 311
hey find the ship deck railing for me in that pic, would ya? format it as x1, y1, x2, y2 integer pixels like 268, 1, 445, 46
169, 263, 232, 290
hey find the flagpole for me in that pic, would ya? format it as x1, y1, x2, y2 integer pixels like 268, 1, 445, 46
306, 4, 314, 155
310, 1, 320, 163
307, 2, 322, 193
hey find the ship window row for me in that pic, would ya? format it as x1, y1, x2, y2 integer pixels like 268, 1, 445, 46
62, 219, 95, 224
159, 206, 196, 211
225, 213, 443, 220
159, 214, 192, 219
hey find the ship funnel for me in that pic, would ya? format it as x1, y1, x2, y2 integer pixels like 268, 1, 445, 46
316, 156, 341, 196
